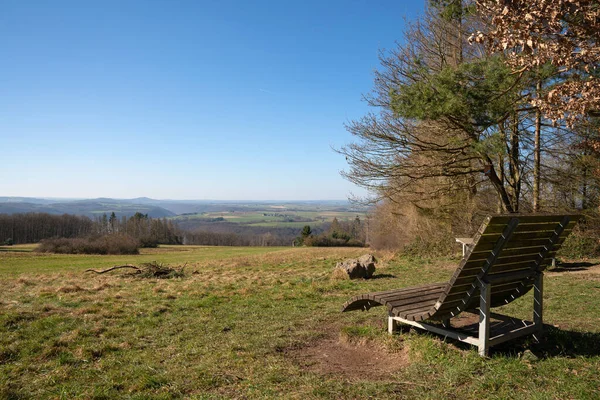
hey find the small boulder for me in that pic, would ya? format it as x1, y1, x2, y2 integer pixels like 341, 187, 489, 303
335, 254, 376, 279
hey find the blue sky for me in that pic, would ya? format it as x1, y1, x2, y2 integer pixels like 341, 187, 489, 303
0, 0, 424, 200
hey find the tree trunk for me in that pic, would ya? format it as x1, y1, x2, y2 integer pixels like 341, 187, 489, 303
582, 124, 590, 209
484, 156, 514, 213
508, 113, 520, 212
533, 81, 542, 212
582, 165, 588, 209
456, 3, 463, 66
497, 154, 504, 213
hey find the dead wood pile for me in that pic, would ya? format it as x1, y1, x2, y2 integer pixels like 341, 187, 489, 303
86, 261, 185, 279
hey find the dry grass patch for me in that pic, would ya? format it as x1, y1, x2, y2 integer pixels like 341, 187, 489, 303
56, 284, 87, 294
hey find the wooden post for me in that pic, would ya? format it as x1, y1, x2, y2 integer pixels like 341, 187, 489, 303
478, 280, 491, 356
388, 312, 397, 334
533, 272, 544, 328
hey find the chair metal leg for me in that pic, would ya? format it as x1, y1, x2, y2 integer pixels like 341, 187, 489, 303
388, 312, 397, 334
534, 272, 544, 329
478, 281, 491, 356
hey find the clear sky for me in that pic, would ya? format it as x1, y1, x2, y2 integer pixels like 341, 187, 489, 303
1, 0, 424, 200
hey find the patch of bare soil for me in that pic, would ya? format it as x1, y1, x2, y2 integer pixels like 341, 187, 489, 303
450, 313, 480, 328
288, 336, 410, 380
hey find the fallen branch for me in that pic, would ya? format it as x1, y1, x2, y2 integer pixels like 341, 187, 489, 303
85, 265, 141, 274
85, 261, 185, 279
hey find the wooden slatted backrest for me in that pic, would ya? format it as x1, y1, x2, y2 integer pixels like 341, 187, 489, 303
432, 214, 580, 319
483, 214, 579, 308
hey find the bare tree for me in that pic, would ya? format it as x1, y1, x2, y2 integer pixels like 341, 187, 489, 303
340, 3, 532, 213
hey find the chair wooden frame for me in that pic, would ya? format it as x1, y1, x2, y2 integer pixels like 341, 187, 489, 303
387, 272, 544, 356
342, 214, 580, 356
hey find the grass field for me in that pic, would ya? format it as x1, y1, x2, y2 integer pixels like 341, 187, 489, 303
1, 245, 600, 399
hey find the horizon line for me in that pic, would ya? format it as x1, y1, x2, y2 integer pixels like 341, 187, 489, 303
0, 196, 356, 202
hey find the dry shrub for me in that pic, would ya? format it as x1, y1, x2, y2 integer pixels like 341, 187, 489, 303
369, 189, 492, 256
85, 261, 185, 279
36, 234, 140, 255
558, 214, 600, 259
137, 261, 185, 279
304, 235, 364, 247
369, 201, 456, 255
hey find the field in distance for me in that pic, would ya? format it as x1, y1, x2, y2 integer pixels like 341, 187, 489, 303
172, 201, 367, 230
0, 198, 368, 231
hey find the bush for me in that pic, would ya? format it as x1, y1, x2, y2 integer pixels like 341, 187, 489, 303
401, 235, 456, 258
303, 234, 364, 247
36, 234, 140, 255
3, 238, 13, 246
558, 228, 600, 259
138, 236, 159, 248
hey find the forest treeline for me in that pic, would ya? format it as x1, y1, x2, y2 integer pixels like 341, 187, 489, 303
177, 219, 326, 246
339, 0, 600, 255
298, 217, 366, 247
183, 231, 285, 247
0, 213, 92, 245
0, 212, 180, 246
0, 212, 367, 249
182, 216, 366, 247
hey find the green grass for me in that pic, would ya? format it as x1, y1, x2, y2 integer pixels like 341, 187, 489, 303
247, 221, 326, 228
1, 247, 599, 399
202, 212, 285, 223
0, 244, 37, 253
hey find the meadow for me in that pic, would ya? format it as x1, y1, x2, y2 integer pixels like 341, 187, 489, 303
173, 204, 366, 230
1, 244, 600, 399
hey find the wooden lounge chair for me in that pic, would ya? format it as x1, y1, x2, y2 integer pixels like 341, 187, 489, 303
342, 214, 581, 356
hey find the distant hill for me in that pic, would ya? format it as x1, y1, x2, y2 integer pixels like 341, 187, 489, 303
0, 197, 364, 219
0, 198, 175, 218
0, 197, 62, 205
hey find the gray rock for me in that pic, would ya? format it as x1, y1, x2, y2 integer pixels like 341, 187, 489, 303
335, 254, 376, 279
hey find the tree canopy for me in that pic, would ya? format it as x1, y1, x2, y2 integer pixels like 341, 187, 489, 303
472, 0, 600, 126
340, 0, 599, 251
